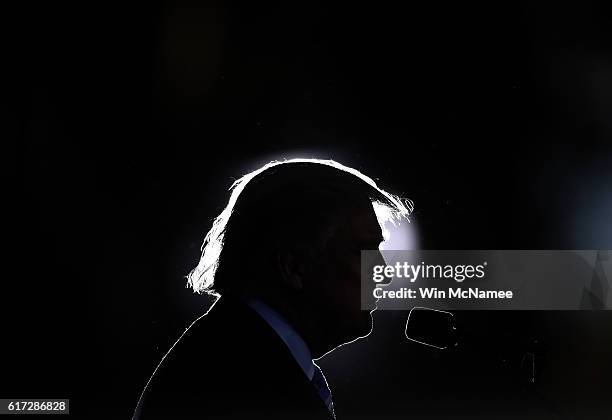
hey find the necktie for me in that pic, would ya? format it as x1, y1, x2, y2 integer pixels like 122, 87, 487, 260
311, 365, 335, 417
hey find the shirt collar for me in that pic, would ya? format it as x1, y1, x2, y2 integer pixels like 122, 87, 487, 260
245, 298, 315, 381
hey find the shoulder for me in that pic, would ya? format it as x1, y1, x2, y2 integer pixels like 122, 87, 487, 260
144, 296, 277, 386
134, 296, 312, 419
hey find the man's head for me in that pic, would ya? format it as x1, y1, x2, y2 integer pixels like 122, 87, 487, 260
188, 159, 411, 355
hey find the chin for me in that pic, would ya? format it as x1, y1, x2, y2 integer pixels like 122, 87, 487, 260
351, 311, 373, 338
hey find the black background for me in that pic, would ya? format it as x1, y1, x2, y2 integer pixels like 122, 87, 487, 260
9, 1, 612, 418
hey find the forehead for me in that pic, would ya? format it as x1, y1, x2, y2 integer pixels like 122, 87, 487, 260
335, 202, 384, 242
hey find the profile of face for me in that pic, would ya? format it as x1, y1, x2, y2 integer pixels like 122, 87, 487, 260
298, 201, 385, 348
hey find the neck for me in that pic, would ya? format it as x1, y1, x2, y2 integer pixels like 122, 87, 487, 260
244, 289, 339, 358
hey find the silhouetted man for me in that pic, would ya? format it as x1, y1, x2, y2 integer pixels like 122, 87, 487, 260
134, 159, 411, 419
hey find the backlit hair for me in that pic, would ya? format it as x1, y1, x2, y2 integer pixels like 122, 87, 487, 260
187, 158, 413, 295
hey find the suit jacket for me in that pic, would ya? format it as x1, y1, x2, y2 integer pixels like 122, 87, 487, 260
134, 296, 334, 420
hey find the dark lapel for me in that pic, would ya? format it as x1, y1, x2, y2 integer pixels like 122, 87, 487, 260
135, 296, 333, 420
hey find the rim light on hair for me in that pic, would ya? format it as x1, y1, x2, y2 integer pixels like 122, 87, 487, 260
187, 158, 413, 295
